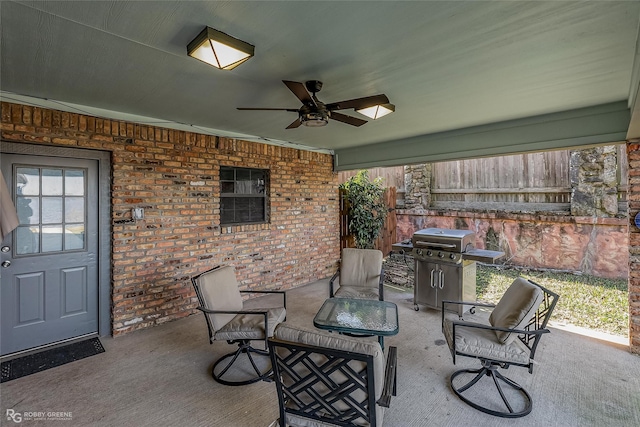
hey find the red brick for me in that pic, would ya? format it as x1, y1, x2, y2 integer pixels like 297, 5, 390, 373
1, 100, 341, 337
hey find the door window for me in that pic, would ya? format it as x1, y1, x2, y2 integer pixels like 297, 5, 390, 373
14, 166, 86, 255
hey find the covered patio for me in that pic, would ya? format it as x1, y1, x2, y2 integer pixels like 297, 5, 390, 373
1, 3, 640, 424
1, 1, 640, 354
2, 279, 638, 426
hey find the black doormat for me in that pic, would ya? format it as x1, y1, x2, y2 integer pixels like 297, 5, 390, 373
1, 337, 105, 383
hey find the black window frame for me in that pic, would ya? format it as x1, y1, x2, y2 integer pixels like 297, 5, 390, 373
219, 166, 269, 226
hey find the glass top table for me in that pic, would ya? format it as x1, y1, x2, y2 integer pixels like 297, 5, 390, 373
313, 298, 399, 348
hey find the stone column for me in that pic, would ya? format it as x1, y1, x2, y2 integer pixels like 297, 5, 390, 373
570, 146, 619, 217
404, 164, 431, 211
627, 142, 640, 354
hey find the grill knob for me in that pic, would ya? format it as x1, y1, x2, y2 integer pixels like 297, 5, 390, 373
438, 252, 444, 258
426, 251, 432, 257
416, 249, 423, 256
449, 253, 456, 259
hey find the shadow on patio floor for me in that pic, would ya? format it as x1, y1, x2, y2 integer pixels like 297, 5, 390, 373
1, 279, 638, 426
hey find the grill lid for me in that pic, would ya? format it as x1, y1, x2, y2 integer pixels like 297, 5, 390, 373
412, 228, 475, 253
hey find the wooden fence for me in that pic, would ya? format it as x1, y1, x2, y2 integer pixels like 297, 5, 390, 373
431, 150, 571, 211
432, 145, 628, 211
339, 145, 628, 212
339, 188, 354, 249
338, 167, 405, 192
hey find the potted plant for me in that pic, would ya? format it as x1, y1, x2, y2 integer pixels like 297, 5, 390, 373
340, 170, 388, 249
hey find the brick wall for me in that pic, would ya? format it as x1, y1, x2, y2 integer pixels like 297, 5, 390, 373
1, 101, 340, 335
627, 142, 640, 354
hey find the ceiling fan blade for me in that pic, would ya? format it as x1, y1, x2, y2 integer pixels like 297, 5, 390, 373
330, 112, 368, 127
286, 118, 302, 129
237, 107, 299, 112
283, 80, 315, 106
326, 94, 390, 111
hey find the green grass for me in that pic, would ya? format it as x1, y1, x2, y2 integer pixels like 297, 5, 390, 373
476, 265, 628, 337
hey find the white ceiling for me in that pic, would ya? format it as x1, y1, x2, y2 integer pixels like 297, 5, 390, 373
1, 1, 640, 167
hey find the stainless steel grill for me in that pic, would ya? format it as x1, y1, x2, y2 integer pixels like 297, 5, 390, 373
412, 228, 475, 264
407, 228, 504, 313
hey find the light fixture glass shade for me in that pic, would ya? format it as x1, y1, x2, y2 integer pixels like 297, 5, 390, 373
356, 103, 395, 119
187, 27, 254, 70
302, 112, 329, 127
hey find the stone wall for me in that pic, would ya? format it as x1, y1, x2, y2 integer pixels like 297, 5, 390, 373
397, 146, 627, 279
1, 101, 340, 335
403, 163, 431, 210
396, 210, 628, 279
570, 146, 619, 217
383, 252, 414, 288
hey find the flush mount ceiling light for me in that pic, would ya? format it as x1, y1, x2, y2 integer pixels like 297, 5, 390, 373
187, 26, 254, 70
356, 103, 396, 120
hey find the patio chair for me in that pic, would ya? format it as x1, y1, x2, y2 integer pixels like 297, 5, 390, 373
191, 265, 287, 386
441, 277, 559, 418
329, 248, 385, 301
268, 324, 397, 427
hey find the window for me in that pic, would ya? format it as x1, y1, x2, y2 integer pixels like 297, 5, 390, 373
220, 166, 268, 225
14, 166, 87, 255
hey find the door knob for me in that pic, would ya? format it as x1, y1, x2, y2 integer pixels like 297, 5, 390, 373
1, 260, 11, 268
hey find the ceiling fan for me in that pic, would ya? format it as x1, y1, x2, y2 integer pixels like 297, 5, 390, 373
237, 80, 390, 129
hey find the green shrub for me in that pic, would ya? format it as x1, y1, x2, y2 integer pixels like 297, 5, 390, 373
340, 170, 387, 249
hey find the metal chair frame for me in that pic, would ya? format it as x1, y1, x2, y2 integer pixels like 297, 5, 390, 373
191, 265, 286, 386
268, 337, 397, 427
441, 279, 559, 418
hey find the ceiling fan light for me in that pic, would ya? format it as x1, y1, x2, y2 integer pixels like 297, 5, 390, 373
356, 103, 395, 119
300, 111, 329, 128
301, 112, 329, 127
187, 27, 254, 70
302, 119, 328, 127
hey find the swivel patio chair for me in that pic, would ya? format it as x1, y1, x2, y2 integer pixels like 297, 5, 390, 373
441, 277, 559, 418
268, 323, 397, 427
330, 248, 385, 301
191, 265, 286, 386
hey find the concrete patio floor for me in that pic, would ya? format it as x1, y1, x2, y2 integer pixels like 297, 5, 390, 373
1, 278, 639, 426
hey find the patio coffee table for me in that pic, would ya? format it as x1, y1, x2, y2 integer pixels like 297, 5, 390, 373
313, 298, 399, 348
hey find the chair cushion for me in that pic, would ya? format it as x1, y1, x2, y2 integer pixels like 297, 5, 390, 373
214, 307, 286, 341
273, 324, 385, 425
339, 248, 383, 289
197, 265, 243, 331
489, 277, 544, 344
334, 285, 380, 300
284, 413, 344, 427
443, 318, 531, 365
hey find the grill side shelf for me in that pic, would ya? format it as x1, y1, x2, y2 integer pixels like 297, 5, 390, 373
462, 249, 505, 263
